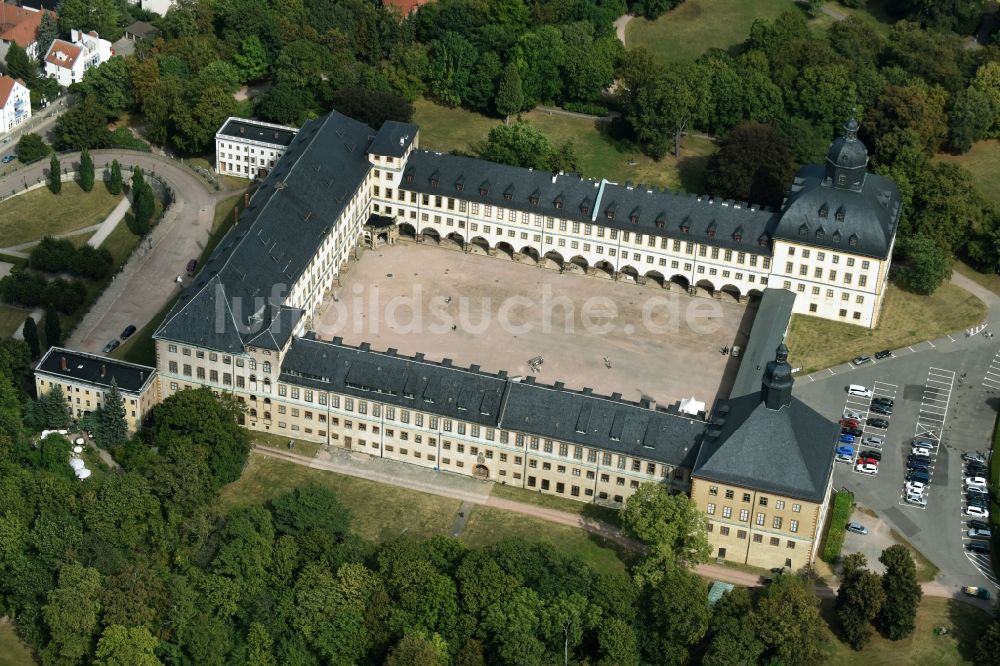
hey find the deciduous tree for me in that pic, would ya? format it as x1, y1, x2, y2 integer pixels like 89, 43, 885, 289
94, 625, 162, 666
5, 43, 35, 82
42, 562, 103, 664
58, 0, 123, 41
755, 575, 827, 664
621, 482, 711, 568
837, 552, 886, 649
877, 544, 923, 640
16, 133, 49, 164
706, 122, 795, 209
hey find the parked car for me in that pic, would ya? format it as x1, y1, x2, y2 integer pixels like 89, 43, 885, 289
905, 481, 927, 494
1, 154, 15, 164
964, 585, 991, 599
848, 385, 873, 398
965, 476, 988, 487
867, 417, 890, 429
906, 470, 930, 484
855, 462, 878, 475
872, 396, 894, 407
120, 324, 137, 340
907, 461, 930, 472
839, 434, 857, 444
966, 487, 988, 498
102, 339, 120, 353
858, 455, 879, 466
836, 445, 855, 457
186, 259, 198, 275
912, 438, 936, 449
846, 522, 868, 535
863, 435, 884, 447
966, 505, 989, 518
842, 427, 864, 437
911, 446, 931, 457
908, 454, 931, 463
969, 527, 993, 539
967, 541, 991, 554
840, 418, 860, 428
966, 497, 989, 509
966, 465, 988, 477
870, 403, 892, 415
853, 355, 872, 366
836, 453, 853, 463
904, 494, 928, 507
843, 409, 863, 420
874, 350, 893, 360
861, 450, 881, 461
963, 452, 986, 464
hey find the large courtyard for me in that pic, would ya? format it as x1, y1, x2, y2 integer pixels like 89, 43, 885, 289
312, 242, 755, 409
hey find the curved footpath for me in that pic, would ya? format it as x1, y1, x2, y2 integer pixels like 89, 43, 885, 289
253, 445, 985, 608
0, 150, 231, 354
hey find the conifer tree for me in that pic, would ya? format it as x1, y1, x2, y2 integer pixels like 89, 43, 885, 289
47, 154, 61, 194
79, 148, 94, 192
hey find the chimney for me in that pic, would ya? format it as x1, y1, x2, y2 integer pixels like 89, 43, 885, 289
60, 356, 67, 371
240, 126, 245, 134
139, 371, 144, 382
648, 399, 657, 411
100, 365, 106, 378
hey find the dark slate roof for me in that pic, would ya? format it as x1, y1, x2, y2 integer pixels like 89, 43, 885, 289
156, 112, 375, 351
728, 289, 796, 399
402, 151, 778, 255
368, 120, 418, 158
774, 164, 900, 260
500, 380, 704, 467
217, 118, 297, 147
280, 335, 509, 426
279, 335, 703, 466
125, 21, 157, 38
693, 392, 837, 502
36, 347, 156, 394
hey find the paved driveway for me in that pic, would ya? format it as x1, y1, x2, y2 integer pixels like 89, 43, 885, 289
0, 150, 232, 355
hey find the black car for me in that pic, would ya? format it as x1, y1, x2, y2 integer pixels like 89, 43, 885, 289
872, 397, 895, 407
909, 454, 931, 463
907, 461, 930, 472
967, 493, 989, 504
906, 470, 931, 482
874, 350, 893, 360
861, 450, 882, 461
102, 339, 120, 353
867, 417, 890, 429
870, 403, 893, 416
967, 541, 991, 554
969, 519, 991, 531
120, 324, 137, 340
842, 427, 864, 437
966, 465, 988, 476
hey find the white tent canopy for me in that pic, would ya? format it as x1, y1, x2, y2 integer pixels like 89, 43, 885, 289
69, 458, 85, 470
679, 397, 705, 416
74, 467, 91, 479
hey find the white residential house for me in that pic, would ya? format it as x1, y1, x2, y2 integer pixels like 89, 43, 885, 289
43, 30, 113, 88
125, 0, 177, 16
0, 75, 31, 135
215, 117, 298, 179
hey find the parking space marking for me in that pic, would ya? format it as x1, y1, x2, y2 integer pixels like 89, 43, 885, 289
900, 368, 954, 510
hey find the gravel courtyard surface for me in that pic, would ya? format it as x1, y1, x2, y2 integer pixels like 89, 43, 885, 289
313, 243, 753, 409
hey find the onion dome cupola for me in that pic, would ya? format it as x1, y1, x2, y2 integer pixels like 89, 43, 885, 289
824, 118, 868, 192
761, 343, 794, 411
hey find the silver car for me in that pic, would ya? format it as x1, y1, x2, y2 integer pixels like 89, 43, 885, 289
905, 494, 928, 507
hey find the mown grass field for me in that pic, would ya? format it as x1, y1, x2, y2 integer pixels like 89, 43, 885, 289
490, 482, 621, 527
785, 281, 986, 372
0, 619, 34, 666
936, 139, 1000, 206
953, 260, 1000, 298
413, 98, 716, 193
0, 305, 30, 339
821, 597, 985, 665
0, 184, 123, 248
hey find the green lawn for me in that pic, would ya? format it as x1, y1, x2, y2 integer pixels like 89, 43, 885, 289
822, 597, 985, 665
219, 453, 461, 543
785, 280, 986, 373
625, 0, 798, 62
459, 505, 632, 578
413, 98, 715, 192
253, 431, 322, 459
953, 260, 1000, 298
0, 183, 123, 248
0, 618, 34, 666
0, 305, 30, 339
936, 139, 1000, 206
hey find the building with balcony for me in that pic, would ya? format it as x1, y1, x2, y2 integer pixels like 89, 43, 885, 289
0, 74, 30, 135
43, 29, 113, 88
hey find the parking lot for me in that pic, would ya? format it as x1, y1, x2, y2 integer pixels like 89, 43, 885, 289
795, 335, 1000, 593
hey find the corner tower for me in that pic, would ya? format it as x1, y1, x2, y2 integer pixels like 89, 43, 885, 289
824, 118, 868, 192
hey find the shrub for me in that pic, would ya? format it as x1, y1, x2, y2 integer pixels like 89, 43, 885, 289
15, 133, 50, 164
562, 101, 610, 117
28, 236, 113, 279
821, 491, 855, 563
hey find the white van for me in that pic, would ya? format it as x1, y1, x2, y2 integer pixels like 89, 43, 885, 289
848, 385, 873, 398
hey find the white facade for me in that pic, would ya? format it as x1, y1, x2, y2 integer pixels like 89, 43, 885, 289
43, 30, 113, 88
215, 117, 298, 179
0, 75, 31, 135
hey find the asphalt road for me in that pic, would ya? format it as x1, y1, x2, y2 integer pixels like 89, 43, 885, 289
794, 272, 1000, 594
0, 150, 231, 355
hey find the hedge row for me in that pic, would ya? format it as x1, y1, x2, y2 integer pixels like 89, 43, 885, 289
0, 270, 87, 314
29, 237, 113, 279
821, 490, 855, 563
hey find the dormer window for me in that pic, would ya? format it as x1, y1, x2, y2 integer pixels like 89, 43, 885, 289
680, 222, 690, 234
758, 235, 768, 247
835, 206, 846, 222
580, 201, 590, 214
404, 172, 413, 183
733, 233, 742, 242
529, 195, 539, 206
837, 175, 846, 186
629, 214, 639, 224
815, 228, 825, 241
455, 179, 464, 192
848, 234, 858, 247
554, 199, 563, 209
706, 221, 717, 237
606, 210, 615, 220
430, 177, 439, 188
832, 231, 842, 243
479, 187, 488, 196
818, 203, 828, 218
503, 191, 513, 201
798, 224, 808, 238
655, 216, 665, 229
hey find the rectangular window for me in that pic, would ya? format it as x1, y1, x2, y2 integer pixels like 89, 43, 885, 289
706, 503, 716, 515
756, 512, 765, 526
722, 506, 732, 518
790, 520, 799, 533
775, 500, 785, 510
739, 509, 749, 522
772, 516, 783, 530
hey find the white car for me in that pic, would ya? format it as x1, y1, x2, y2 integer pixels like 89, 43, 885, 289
911, 446, 931, 457
848, 384, 873, 398
966, 505, 990, 518
969, 527, 993, 539
844, 409, 863, 420
904, 481, 927, 495
855, 462, 878, 475
836, 453, 853, 463
965, 476, 988, 487
905, 494, 928, 507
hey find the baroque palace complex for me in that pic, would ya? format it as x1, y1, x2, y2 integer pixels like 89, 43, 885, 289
37, 110, 901, 572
